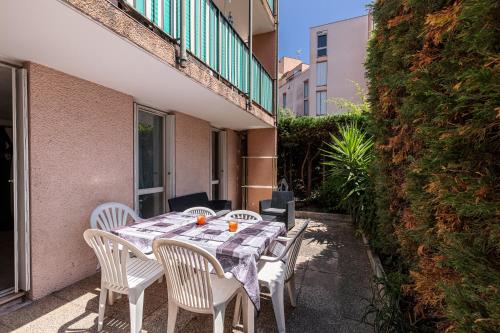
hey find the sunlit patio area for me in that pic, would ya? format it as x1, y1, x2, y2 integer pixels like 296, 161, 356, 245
0, 217, 373, 333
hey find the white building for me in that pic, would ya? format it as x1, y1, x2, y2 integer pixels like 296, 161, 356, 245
279, 14, 373, 116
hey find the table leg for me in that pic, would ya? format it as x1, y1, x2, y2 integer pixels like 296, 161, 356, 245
242, 293, 255, 333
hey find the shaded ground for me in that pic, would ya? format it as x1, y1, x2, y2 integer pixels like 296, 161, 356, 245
0, 216, 374, 332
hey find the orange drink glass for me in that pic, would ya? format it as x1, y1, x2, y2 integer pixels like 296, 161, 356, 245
228, 220, 238, 232
197, 214, 206, 225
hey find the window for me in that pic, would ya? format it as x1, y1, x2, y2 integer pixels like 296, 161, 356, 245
316, 62, 327, 86
316, 91, 327, 116
136, 108, 165, 218
317, 33, 327, 57
282, 93, 287, 108
210, 130, 227, 200
303, 80, 309, 116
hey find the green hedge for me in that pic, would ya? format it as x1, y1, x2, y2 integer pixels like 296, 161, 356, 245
366, 0, 499, 331
277, 111, 367, 206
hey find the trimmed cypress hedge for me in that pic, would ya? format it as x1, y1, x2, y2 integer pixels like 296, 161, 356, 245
366, 0, 499, 331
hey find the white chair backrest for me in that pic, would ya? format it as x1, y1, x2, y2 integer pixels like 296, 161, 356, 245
153, 239, 226, 312
90, 202, 141, 231
83, 229, 148, 290
226, 210, 262, 222
277, 220, 310, 281
183, 206, 216, 217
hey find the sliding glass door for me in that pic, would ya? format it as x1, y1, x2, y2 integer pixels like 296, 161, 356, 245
136, 107, 166, 218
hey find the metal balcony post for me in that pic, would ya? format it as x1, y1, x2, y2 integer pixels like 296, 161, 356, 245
179, 0, 188, 67
247, 0, 253, 110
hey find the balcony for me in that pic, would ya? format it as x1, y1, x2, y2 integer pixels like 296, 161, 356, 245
123, 0, 274, 114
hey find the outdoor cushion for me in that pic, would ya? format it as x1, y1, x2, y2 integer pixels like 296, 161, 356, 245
262, 208, 286, 215
215, 209, 231, 217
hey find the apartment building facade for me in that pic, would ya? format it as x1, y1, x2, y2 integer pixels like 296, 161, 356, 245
0, 0, 278, 301
279, 14, 372, 116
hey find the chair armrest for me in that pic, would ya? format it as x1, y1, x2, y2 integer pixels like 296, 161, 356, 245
260, 255, 282, 263
259, 199, 272, 212
276, 236, 292, 242
287, 200, 295, 225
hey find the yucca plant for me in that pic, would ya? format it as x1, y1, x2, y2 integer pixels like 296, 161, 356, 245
321, 122, 374, 223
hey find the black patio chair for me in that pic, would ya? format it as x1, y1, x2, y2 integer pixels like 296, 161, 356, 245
259, 191, 295, 230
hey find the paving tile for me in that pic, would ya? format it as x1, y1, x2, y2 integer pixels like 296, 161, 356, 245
172, 297, 239, 333
52, 273, 102, 312
142, 305, 197, 333
0, 322, 11, 333
0, 295, 99, 333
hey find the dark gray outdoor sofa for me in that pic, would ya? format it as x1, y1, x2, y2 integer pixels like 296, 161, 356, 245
168, 192, 231, 216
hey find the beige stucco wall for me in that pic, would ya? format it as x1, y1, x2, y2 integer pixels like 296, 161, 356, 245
174, 112, 211, 197
174, 114, 241, 208
27, 63, 134, 299
246, 128, 277, 211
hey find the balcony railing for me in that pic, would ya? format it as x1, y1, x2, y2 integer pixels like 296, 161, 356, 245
124, 0, 274, 114
267, 0, 274, 14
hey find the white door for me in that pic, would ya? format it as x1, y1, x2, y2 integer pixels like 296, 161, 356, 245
0, 64, 30, 296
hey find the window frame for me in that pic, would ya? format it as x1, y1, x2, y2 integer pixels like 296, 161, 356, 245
303, 80, 309, 116
316, 62, 328, 86
317, 33, 327, 57
134, 104, 175, 217
316, 91, 327, 116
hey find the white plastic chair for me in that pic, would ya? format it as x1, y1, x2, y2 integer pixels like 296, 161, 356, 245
183, 206, 216, 217
83, 229, 163, 333
226, 210, 263, 222
90, 202, 142, 230
153, 239, 243, 333
233, 220, 310, 333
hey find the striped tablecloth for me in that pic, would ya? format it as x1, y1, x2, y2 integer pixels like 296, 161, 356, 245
111, 212, 286, 309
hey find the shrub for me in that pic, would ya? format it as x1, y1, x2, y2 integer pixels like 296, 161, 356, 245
321, 122, 374, 223
366, 0, 500, 331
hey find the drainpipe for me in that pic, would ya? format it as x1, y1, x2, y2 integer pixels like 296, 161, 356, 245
247, 0, 253, 110
178, 0, 188, 68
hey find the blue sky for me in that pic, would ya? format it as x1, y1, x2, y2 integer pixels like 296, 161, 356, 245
278, 0, 372, 63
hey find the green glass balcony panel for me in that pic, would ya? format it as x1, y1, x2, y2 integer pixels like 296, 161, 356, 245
200, 0, 207, 62
268, 0, 274, 14
151, 0, 158, 24
185, 0, 191, 50
163, 0, 171, 34
136, 0, 145, 15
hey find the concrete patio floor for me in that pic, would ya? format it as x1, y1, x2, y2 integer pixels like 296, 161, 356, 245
0, 216, 374, 332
